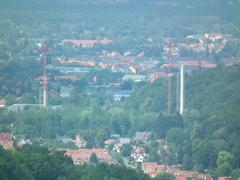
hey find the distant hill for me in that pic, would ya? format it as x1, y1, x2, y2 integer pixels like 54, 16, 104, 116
128, 64, 240, 119
1, 0, 239, 10
1, 0, 239, 28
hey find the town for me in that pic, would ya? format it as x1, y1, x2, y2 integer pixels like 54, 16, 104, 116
1, 32, 238, 108
1, 0, 240, 179
0, 32, 240, 180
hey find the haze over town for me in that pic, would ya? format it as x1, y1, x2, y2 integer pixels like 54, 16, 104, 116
0, 1, 240, 180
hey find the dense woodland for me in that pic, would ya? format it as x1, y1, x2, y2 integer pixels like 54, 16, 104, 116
0, 0, 240, 179
0, 145, 152, 180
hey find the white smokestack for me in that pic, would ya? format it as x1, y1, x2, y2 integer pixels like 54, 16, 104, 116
180, 64, 184, 114
43, 89, 47, 107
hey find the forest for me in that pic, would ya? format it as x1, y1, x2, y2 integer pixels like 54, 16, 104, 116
0, 145, 153, 180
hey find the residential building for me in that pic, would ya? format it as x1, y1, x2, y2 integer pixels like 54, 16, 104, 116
0, 99, 6, 107
60, 86, 74, 98
131, 146, 147, 162
65, 148, 114, 165
53, 66, 95, 74
75, 135, 86, 148
62, 39, 112, 48
218, 177, 232, 180
55, 75, 79, 81
141, 162, 212, 180
148, 72, 166, 82
7, 104, 42, 112
105, 139, 116, 147
122, 75, 146, 82
141, 162, 166, 178
135, 132, 152, 142
17, 139, 31, 148
0, 132, 14, 149
110, 134, 120, 139
112, 138, 131, 153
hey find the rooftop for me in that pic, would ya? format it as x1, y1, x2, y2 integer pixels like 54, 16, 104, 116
65, 148, 114, 164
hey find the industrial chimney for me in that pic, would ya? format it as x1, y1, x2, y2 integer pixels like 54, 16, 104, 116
180, 64, 184, 114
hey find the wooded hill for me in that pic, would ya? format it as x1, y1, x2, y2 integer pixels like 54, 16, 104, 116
127, 64, 240, 176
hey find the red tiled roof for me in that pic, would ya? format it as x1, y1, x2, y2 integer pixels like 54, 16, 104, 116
148, 72, 166, 79
0, 133, 13, 141
142, 163, 166, 178
0, 133, 14, 149
142, 162, 158, 166
218, 177, 232, 180
65, 148, 114, 164
105, 139, 115, 145
0, 99, 6, 106
142, 162, 212, 180
201, 62, 217, 68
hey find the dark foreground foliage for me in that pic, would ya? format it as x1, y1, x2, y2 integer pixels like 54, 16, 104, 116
0, 145, 150, 180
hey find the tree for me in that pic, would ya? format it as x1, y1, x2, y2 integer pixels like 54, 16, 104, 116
89, 153, 99, 163
193, 142, 217, 172
4, 94, 17, 106
217, 151, 234, 176
121, 81, 133, 90
182, 153, 193, 170
166, 128, 183, 145
111, 120, 121, 135
155, 173, 175, 180
121, 144, 133, 157
19, 93, 35, 104
232, 169, 240, 180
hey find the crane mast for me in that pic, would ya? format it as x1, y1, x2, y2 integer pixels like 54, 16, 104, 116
42, 47, 47, 107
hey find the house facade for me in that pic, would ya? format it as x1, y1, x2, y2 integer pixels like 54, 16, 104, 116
0, 132, 14, 149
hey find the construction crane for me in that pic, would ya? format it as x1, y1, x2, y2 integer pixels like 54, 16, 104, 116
38, 44, 48, 107
42, 47, 48, 107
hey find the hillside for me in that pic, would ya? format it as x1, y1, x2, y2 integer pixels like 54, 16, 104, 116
184, 65, 240, 173
126, 64, 240, 174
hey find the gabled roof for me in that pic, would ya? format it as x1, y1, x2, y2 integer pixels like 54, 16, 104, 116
142, 162, 167, 178
142, 162, 212, 180
65, 148, 114, 164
